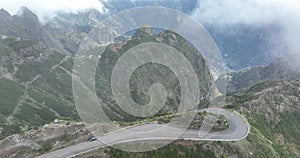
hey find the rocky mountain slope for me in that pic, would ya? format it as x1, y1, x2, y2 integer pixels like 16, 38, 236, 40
226, 80, 300, 157
95, 28, 212, 121
0, 7, 97, 55
0, 35, 78, 139
0, 122, 91, 158
74, 80, 300, 158
0, 27, 212, 139
3, 79, 298, 158
0, 8, 59, 50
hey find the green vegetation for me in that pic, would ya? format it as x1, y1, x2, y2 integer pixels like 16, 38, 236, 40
117, 111, 229, 132
0, 79, 24, 116
0, 37, 35, 54
1, 28, 300, 158
59, 133, 72, 142
0, 125, 21, 139
60, 57, 74, 72
15, 103, 56, 126
275, 111, 300, 144
38, 143, 53, 154
108, 143, 216, 158
224, 104, 239, 109
28, 86, 78, 120
0, 37, 80, 138
95, 28, 212, 122
15, 53, 65, 82
33, 66, 73, 100
245, 121, 297, 158
222, 81, 300, 157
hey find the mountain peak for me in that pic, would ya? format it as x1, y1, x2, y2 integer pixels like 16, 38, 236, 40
17, 6, 30, 15
15, 6, 40, 24
16, 6, 38, 19
131, 27, 156, 39
0, 8, 11, 17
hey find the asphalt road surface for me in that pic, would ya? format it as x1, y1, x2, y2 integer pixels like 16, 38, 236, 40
35, 108, 250, 158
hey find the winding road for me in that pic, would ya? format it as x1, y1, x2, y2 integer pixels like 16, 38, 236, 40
35, 108, 250, 158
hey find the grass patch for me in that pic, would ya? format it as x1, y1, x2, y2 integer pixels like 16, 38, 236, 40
0, 79, 24, 116
108, 143, 216, 158
15, 103, 56, 126
38, 143, 53, 154
15, 53, 65, 82
275, 111, 300, 144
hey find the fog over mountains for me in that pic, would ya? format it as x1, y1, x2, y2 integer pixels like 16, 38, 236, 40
193, 0, 300, 70
0, 0, 300, 70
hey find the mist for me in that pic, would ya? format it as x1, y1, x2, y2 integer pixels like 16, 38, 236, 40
1, 0, 299, 54
0, 0, 104, 22
193, 0, 300, 53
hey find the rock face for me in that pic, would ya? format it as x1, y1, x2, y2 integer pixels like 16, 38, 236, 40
0, 9, 14, 33
0, 7, 88, 54
0, 7, 58, 49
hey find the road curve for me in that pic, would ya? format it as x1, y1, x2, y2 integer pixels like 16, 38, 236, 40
35, 108, 250, 158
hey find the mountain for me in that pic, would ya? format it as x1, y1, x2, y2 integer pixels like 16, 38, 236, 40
0, 7, 92, 55
0, 0, 199, 55
0, 7, 59, 49
95, 28, 212, 121
219, 53, 300, 94
224, 80, 300, 157
3, 79, 298, 158
98, 0, 287, 70
1, 4, 300, 158
0, 28, 212, 138
205, 23, 287, 70
0, 35, 80, 139
0, 6, 287, 70
100, 0, 199, 14
70, 80, 300, 158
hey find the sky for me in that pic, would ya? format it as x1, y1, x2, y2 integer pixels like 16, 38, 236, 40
0, 0, 104, 21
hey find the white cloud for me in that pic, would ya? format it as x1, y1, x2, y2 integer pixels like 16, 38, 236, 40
0, 0, 104, 21
193, 0, 300, 25
193, 0, 300, 52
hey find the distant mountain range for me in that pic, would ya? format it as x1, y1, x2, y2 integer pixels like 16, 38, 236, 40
99, 0, 199, 14
205, 23, 287, 70
0, 3, 288, 70
218, 53, 300, 94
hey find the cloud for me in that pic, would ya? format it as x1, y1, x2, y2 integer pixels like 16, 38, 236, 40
193, 0, 300, 52
0, 0, 104, 21
193, 0, 299, 25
